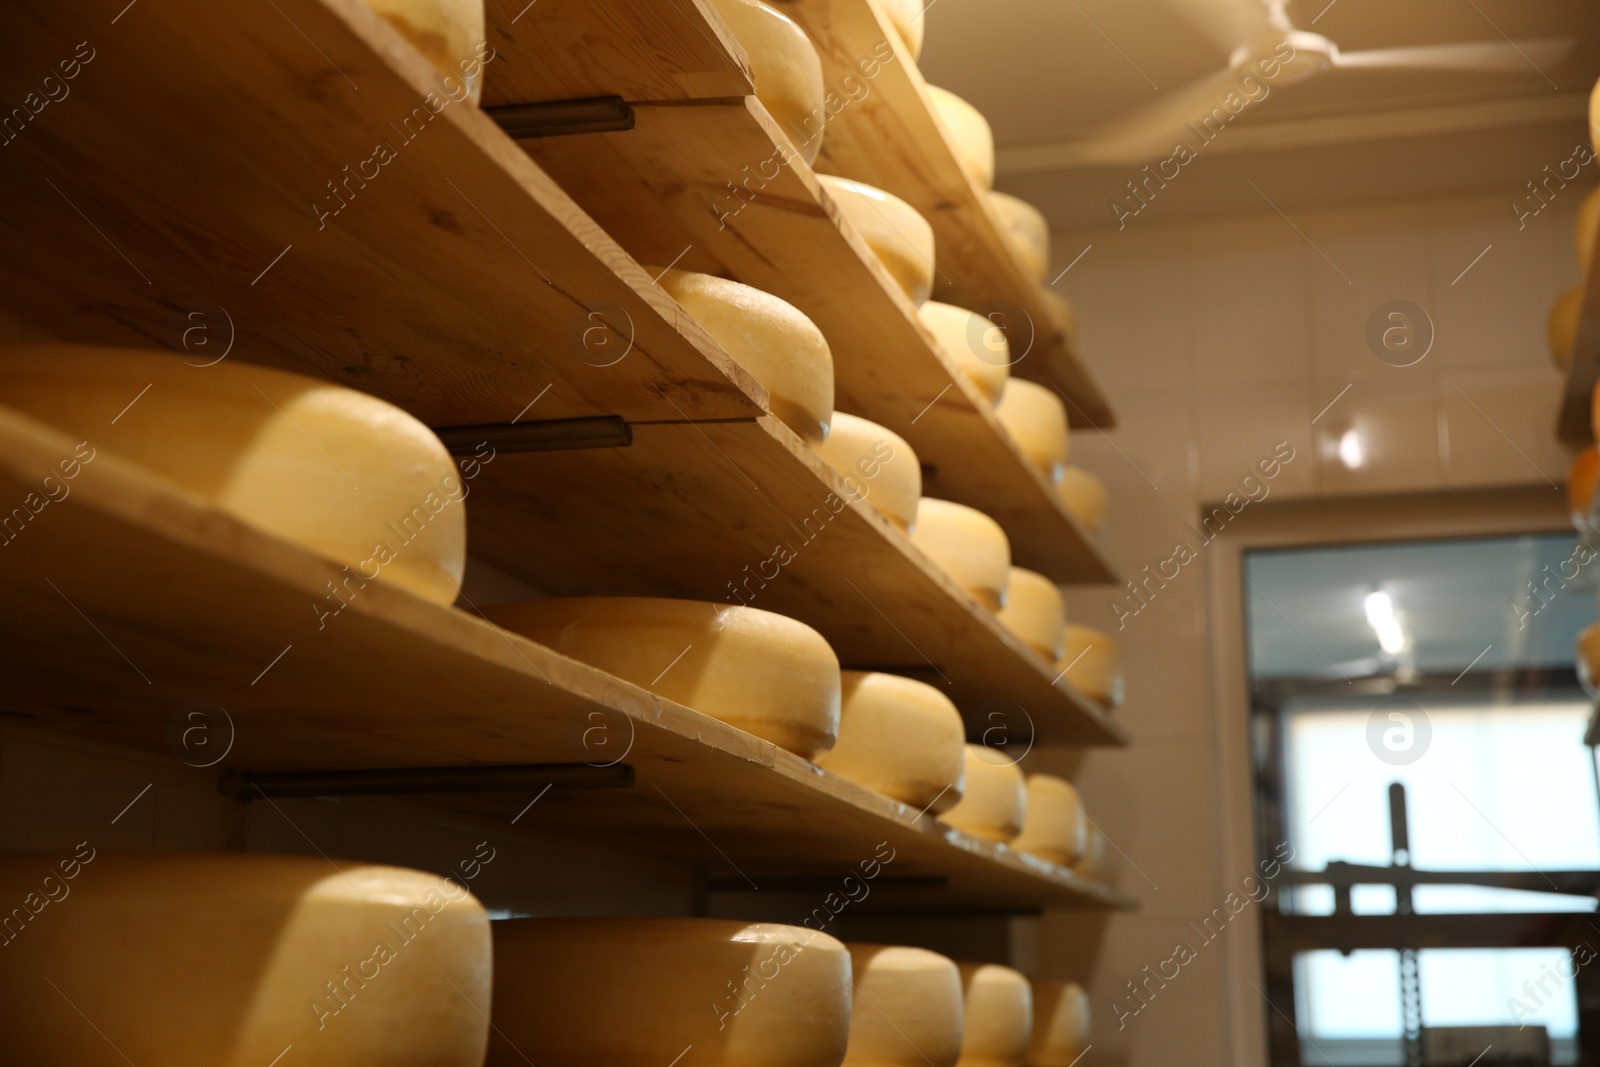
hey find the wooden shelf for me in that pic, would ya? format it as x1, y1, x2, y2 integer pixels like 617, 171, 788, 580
1555, 260, 1600, 446
0, 406, 1133, 912
779, 0, 1116, 429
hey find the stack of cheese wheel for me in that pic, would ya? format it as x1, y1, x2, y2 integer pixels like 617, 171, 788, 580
656, 269, 835, 444
817, 670, 967, 812
1058, 625, 1120, 709
926, 86, 995, 190
996, 567, 1066, 661
705, 0, 828, 164
1026, 980, 1090, 1067
0, 853, 491, 1066
1072, 826, 1107, 880
1055, 468, 1109, 537
912, 498, 1013, 611
920, 301, 1011, 404
1579, 185, 1599, 273
941, 744, 1027, 842
490, 919, 853, 1066
814, 412, 922, 531
0, 345, 467, 606
877, 0, 924, 58
1010, 774, 1087, 868
365, 0, 487, 103
956, 963, 1033, 1067
845, 944, 965, 1067
484, 598, 841, 759
987, 192, 1050, 284
1551, 286, 1583, 371
995, 379, 1069, 485
1569, 447, 1599, 521
820, 175, 937, 306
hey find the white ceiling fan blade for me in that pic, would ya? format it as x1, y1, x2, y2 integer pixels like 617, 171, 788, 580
1057, 65, 1266, 166
1333, 37, 1574, 74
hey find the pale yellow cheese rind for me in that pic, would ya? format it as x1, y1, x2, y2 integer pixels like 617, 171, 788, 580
706, 0, 828, 164
0, 853, 491, 1067
484, 597, 841, 759
813, 412, 922, 531
1578, 185, 1599, 272
1071, 826, 1107, 880
926, 85, 995, 190
364, 0, 487, 103
1010, 773, 1088, 868
876, 0, 924, 59
940, 744, 1027, 842
986, 192, 1050, 284
995, 378, 1069, 483
1055, 467, 1108, 535
911, 497, 1013, 612
491, 919, 852, 1067
1058, 625, 1119, 708
1026, 980, 1090, 1067
956, 963, 1033, 1067
819, 174, 937, 306
0, 345, 466, 605
657, 268, 835, 443
995, 566, 1066, 662
1550, 285, 1583, 371
845, 944, 965, 1067
919, 301, 1011, 404
817, 670, 967, 812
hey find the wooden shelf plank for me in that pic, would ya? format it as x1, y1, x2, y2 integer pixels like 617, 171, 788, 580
0, 0, 764, 426
779, 0, 1116, 429
0, 405, 1133, 911
1555, 259, 1600, 446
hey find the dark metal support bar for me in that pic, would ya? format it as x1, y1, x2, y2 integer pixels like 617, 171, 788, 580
434, 416, 632, 456
485, 96, 635, 139
219, 762, 635, 799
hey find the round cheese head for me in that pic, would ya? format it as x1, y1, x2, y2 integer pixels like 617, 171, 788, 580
995, 567, 1066, 662
1570, 447, 1599, 519
818, 670, 967, 812
926, 86, 995, 190
818, 175, 937, 306
813, 412, 922, 531
705, 0, 828, 164
956, 963, 1033, 1067
483, 597, 841, 758
919, 301, 1011, 404
1579, 185, 1599, 272
940, 744, 1027, 842
491, 919, 852, 1067
1058, 625, 1119, 708
0, 852, 490, 1067
1071, 826, 1107, 880
1055, 467, 1108, 535
1026, 980, 1090, 1067
876, 0, 924, 58
657, 269, 835, 443
1010, 773, 1088, 867
365, 0, 487, 103
0, 345, 465, 605
995, 379, 1069, 483
911, 498, 1013, 612
1551, 285, 1583, 371
986, 192, 1049, 284
845, 944, 965, 1067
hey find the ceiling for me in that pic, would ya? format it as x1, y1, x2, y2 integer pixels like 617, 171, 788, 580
917, 0, 1600, 229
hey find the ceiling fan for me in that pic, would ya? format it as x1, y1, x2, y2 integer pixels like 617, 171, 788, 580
1063, 0, 1574, 164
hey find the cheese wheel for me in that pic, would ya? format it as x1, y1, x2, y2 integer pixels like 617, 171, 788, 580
490, 919, 852, 1067
1551, 285, 1583, 371
1010, 774, 1088, 867
1041, 290, 1079, 349
995, 567, 1066, 661
919, 301, 1011, 404
1058, 625, 1119, 708
1026, 980, 1090, 1067
911, 498, 1013, 611
1055, 467, 1108, 535
483, 597, 841, 759
995, 379, 1069, 483
940, 744, 1027, 842
1579, 621, 1600, 697
0, 852, 490, 1067
926, 86, 995, 189
706, 0, 828, 164
1071, 826, 1107, 880
956, 963, 1033, 1067
819, 175, 937, 306
657, 269, 834, 443
876, 0, 924, 59
987, 192, 1050, 284
1592, 77, 1600, 154
845, 944, 965, 1067
1570, 447, 1599, 518
1579, 186, 1599, 272
0, 345, 465, 605
817, 670, 967, 813
813, 412, 922, 531
365, 0, 487, 103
